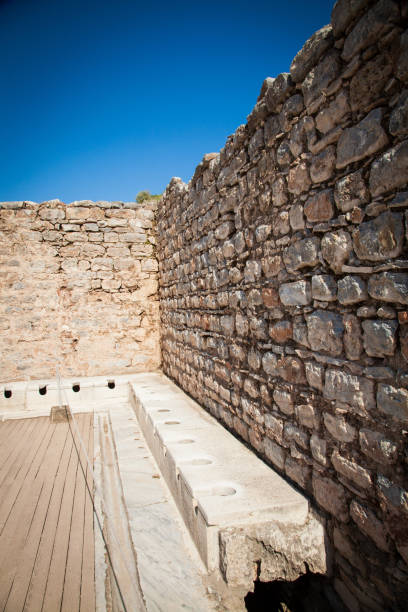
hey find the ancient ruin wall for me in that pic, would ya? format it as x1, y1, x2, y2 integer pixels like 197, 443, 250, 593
157, 1, 408, 609
0, 200, 160, 381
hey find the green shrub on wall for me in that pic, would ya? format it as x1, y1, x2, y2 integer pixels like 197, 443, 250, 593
136, 190, 162, 203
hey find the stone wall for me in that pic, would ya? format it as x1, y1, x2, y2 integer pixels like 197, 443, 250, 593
157, 1, 408, 609
0, 200, 160, 381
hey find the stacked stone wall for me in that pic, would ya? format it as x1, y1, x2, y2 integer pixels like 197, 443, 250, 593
0, 199, 160, 380
157, 1, 408, 609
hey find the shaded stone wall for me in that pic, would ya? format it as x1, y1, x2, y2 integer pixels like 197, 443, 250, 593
0, 200, 160, 381
157, 1, 408, 609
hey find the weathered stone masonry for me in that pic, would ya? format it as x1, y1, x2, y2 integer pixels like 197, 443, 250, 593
157, 1, 408, 610
0, 200, 160, 380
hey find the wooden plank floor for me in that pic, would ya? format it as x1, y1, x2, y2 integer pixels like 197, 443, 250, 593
0, 413, 95, 612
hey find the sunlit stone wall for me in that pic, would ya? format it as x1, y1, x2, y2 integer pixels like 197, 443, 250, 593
157, 1, 408, 609
0, 199, 160, 380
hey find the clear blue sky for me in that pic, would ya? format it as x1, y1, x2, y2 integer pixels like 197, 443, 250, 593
0, 0, 333, 202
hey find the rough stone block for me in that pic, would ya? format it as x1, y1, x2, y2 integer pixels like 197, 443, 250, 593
39, 207, 65, 222
389, 89, 408, 136
273, 210, 290, 236
276, 356, 306, 384
284, 423, 309, 450
323, 412, 356, 443
262, 352, 278, 377
279, 280, 311, 305
244, 260, 262, 283
285, 457, 310, 489
269, 320, 292, 343
324, 369, 375, 412
396, 28, 408, 83
280, 94, 304, 129
283, 237, 320, 272
265, 72, 295, 112
215, 221, 234, 240
331, 450, 372, 490
276, 140, 292, 168
302, 49, 341, 108
334, 169, 368, 212
341, 0, 400, 62
292, 316, 310, 348
343, 314, 363, 361
305, 362, 324, 391
264, 437, 285, 470
235, 313, 249, 336
368, 272, 408, 304
306, 310, 344, 355
220, 315, 235, 336
255, 224, 272, 242
289, 116, 316, 158
311, 275, 337, 302
377, 383, 408, 422
336, 108, 388, 169
273, 389, 294, 415
296, 404, 317, 429
290, 24, 333, 83
304, 189, 334, 221
271, 176, 288, 207
359, 428, 397, 464
313, 474, 348, 521
369, 140, 408, 197
316, 90, 349, 134
377, 474, 408, 513
331, 0, 371, 38
350, 52, 393, 112
249, 317, 268, 340
289, 204, 305, 230
310, 146, 336, 183
350, 499, 390, 552
321, 230, 352, 273
310, 434, 327, 465
338, 276, 367, 304
353, 211, 404, 261
362, 319, 398, 357
248, 128, 264, 160
264, 115, 282, 146
287, 161, 311, 194
261, 255, 282, 279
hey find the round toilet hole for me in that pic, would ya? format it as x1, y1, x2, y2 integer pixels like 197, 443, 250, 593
212, 486, 236, 496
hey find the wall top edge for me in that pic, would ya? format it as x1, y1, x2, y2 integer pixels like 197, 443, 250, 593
0, 199, 160, 211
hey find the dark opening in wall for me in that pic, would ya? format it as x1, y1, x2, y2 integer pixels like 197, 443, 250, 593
107, 380, 115, 389
4, 389, 12, 399
245, 574, 342, 612
39, 385, 47, 396
72, 383, 80, 393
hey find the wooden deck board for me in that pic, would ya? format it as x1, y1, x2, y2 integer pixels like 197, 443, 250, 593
0, 419, 52, 535
0, 418, 38, 488
0, 414, 95, 612
80, 415, 95, 612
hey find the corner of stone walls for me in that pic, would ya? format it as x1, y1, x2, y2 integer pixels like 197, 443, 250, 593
157, 1, 408, 609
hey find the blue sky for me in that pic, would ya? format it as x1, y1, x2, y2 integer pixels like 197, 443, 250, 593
0, 0, 333, 202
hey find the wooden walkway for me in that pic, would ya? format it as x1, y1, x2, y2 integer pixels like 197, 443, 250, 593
0, 413, 95, 612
